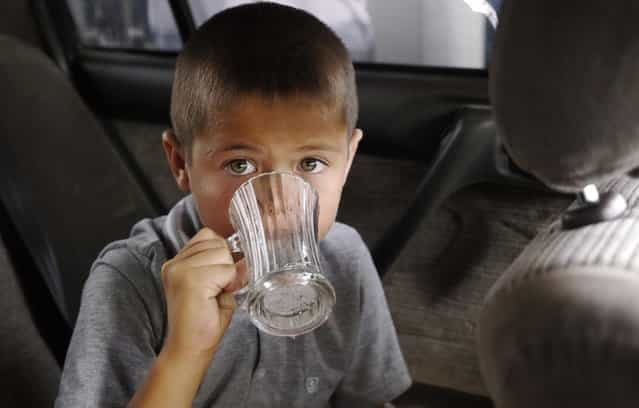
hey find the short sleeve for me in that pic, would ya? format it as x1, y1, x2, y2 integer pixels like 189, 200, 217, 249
55, 250, 161, 408
331, 236, 412, 407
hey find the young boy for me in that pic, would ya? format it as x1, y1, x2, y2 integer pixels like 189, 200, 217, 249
56, 3, 411, 407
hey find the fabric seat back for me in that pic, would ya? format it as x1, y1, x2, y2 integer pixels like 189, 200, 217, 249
0, 34, 157, 326
478, 177, 639, 407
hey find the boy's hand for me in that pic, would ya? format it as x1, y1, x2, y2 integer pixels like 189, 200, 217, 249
160, 227, 245, 360
130, 228, 246, 408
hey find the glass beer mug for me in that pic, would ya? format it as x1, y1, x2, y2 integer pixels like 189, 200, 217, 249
227, 172, 335, 337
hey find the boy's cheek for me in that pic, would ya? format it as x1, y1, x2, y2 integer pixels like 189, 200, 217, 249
318, 211, 338, 240
313, 173, 347, 239
191, 187, 237, 237
317, 194, 341, 239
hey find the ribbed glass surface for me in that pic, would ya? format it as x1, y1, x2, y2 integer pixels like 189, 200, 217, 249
229, 172, 335, 336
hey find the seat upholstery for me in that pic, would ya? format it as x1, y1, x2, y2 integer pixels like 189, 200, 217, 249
0, 0, 43, 50
491, 0, 639, 193
0, 234, 60, 407
479, 0, 639, 406
478, 177, 639, 407
0, 34, 157, 325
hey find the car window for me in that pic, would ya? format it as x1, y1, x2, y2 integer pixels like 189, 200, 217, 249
67, 0, 502, 69
67, 0, 182, 51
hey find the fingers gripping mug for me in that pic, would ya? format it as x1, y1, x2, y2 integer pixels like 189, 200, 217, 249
227, 172, 336, 337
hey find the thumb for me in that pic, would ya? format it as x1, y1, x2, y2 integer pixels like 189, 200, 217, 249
217, 291, 237, 330
189, 227, 220, 244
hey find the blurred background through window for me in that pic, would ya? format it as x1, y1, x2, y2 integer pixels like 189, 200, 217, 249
67, 0, 503, 69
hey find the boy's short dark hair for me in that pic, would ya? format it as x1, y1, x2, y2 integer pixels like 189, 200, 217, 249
170, 2, 358, 153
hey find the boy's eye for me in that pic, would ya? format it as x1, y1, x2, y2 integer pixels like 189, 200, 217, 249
225, 159, 257, 176
299, 158, 327, 174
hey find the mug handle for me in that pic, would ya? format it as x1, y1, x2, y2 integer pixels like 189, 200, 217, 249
227, 232, 242, 255
226, 232, 248, 310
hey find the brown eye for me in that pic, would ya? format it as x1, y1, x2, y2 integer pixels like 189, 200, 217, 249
225, 159, 256, 176
299, 158, 326, 174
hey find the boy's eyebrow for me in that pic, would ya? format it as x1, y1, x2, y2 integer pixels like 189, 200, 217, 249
212, 143, 343, 154
296, 144, 343, 153
216, 143, 263, 153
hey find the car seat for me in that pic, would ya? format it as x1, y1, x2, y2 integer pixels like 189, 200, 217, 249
0, 33, 156, 345
0, 233, 60, 406
478, 1, 639, 407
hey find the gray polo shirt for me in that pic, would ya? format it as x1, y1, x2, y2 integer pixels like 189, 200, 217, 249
55, 195, 411, 407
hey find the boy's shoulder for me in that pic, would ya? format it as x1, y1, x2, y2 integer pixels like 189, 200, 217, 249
320, 222, 377, 288
92, 195, 198, 280
321, 221, 366, 254
93, 217, 169, 276
84, 214, 175, 328
78, 216, 172, 349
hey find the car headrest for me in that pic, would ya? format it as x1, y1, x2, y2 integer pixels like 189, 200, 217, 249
491, 0, 639, 193
478, 176, 639, 407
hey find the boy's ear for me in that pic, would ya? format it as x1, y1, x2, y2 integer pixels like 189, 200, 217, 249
344, 128, 363, 182
162, 129, 191, 193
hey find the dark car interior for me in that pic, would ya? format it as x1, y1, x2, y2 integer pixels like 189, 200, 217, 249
3, 0, 639, 407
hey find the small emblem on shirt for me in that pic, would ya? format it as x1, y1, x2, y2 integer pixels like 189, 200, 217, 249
305, 377, 320, 394
254, 368, 266, 379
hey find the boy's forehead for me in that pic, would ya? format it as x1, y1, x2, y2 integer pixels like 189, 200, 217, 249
198, 94, 349, 148
202, 126, 349, 155
219, 93, 343, 124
